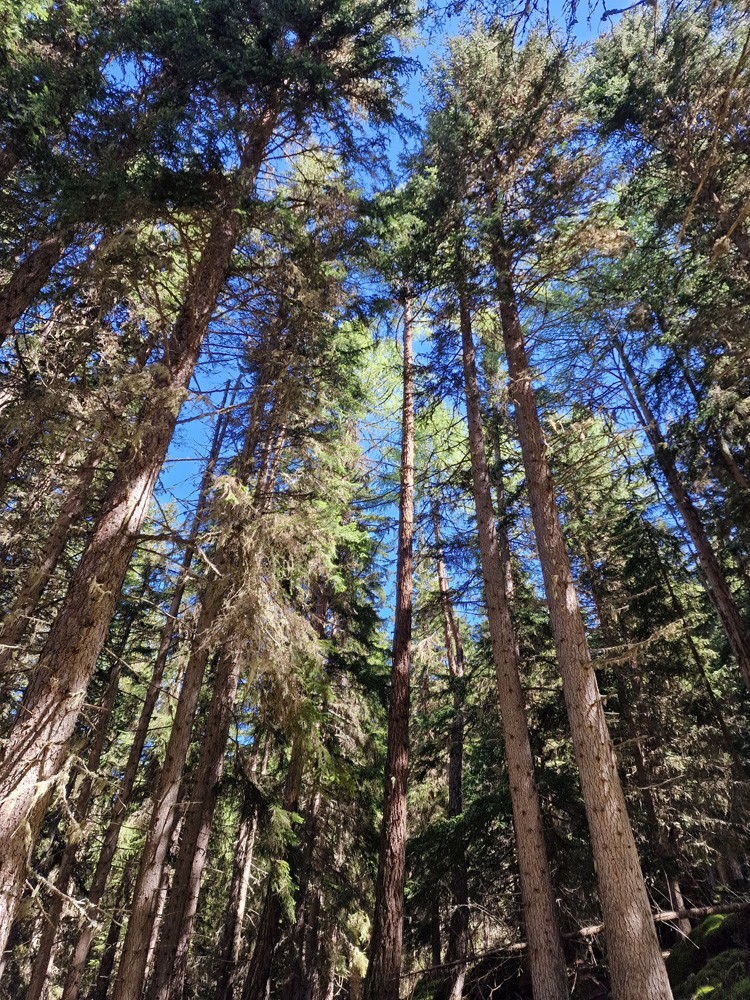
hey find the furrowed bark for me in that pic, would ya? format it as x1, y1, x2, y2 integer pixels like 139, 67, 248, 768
493, 253, 672, 1000
362, 291, 415, 1000
458, 284, 569, 1000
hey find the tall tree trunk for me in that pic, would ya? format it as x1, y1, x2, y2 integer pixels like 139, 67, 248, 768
242, 735, 305, 1000
284, 789, 323, 1000
0, 122, 275, 961
493, 254, 673, 1000
432, 501, 469, 1000
60, 386, 232, 1000
16, 564, 149, 999
146, 647, 243, 1000
110, 602, 225, 1000
215, 759, 265, 1000
87, 859, 135, 1000
614, 336, 750, 691
457, 285, 569, 1000
362, 291, 415, 1000
577, 533, 692, 940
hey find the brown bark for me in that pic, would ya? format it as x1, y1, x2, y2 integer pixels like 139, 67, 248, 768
615, 336, 750, 690
60, 386, 232, 1000
493, 256, 672, 1000
362, 292, 415, 1000
285, 789, 323, 1000
457, 285, 569, 1000
0, 121, 275, 961
242, 734, 305, 1000
0, 230, 73, 348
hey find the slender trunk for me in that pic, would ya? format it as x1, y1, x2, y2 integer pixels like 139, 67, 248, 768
432, 502, 469, 1000
242, 735, 305, 1000
638, 520, 747, 778
672, 347, 750, 495
615, 338, 750, 690
362, 292, 415, 1000
0, 229, 74, 348
216, 792, 262, 1000
25, 661, 122, 1000
493, 256, 672, 1000
147, 648, 243, 1000
457, 285, 569, 1000
490, 422, 517, 605
145, 388, 280, 1000
60, 386, 232, 1000
0, 453, 100, 675
111, 596, 226, 1000
87, 860, 135, 1000
285, 789, 323, 1000
579, 540, 692, 941
0, 125, 274, 960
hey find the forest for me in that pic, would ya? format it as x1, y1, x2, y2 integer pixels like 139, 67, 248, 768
1, 1, 749, 998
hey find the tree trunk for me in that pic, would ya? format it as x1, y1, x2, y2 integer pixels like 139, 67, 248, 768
0, 123, 275, 961
60, 387, 231, 1000
0, 452, 100, 675
87, 860, 135, 1000
242, 734, 305, 1000
215, 783, 263, 1000
493, 256, 672, 1000
146, 647, 243, 1000
614, 336, 750, 691
111, 597, 226, 1000
0, 229, 73, 348
362, 291, 415, 1000
457, 284, 569, 1000
432, 501, 469, 1000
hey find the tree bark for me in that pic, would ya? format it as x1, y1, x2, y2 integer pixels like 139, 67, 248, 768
0, 122, 275, 962
362, 291, 415, 1000
614, 336, 750, 691
457, 284, 569, 1000
493, 254, 673, 1000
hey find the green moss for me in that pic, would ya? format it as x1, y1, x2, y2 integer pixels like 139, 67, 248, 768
668, 914, 748, 992
729, 982, 750, 1000
678, 950, 749, 1000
